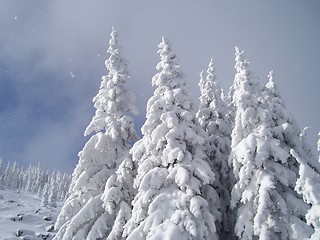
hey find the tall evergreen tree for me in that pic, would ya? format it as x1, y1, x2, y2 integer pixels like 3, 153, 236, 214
264, 71, 319, 173
54, 28, 138, 239
230, 49, 313, 239
196, 59, 233, 237
124, 37, 219, 240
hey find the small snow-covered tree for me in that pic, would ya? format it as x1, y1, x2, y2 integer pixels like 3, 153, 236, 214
230, 50, 313, 239
4, 161, 20, 190
48, 171, 57, 208
54, 171, 71, 202
124, 37, 219, 240
54, 27, 138, 240
0, 158, 3, 190
318, 133, 320, 153
60, 173, 72, 201
42, 182, 50, 208
196, 59, 233, 237
35, 163, 47, 197
4, 162, 11, 189
23, 165, 33, 192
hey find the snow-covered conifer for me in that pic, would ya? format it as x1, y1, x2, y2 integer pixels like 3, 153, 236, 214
318, 132, 320, 153
34, 163, 47, 197
292, 149, 320, 240
54, 171, 70, 202
0, 158, 3, 190
196, 59, 233, 237
4, 161, 20, 190
124, 37, 219, 240
54, 27, 138, 240
17, 166, 25, 191
42, 182, 50, 208
48, 171, 57, 208
4, 162, 11, 189
226, 64, 238, 128
23, 165, 33, 192
60, 173, 71, 202
264, 71, 319, 173
230, 58, 314, 240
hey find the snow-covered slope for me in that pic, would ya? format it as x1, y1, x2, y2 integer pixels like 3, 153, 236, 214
0, 189, 61, 240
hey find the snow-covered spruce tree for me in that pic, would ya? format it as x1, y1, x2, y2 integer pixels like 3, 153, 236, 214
4, 160, 20, 190
292, 148, 320, 240
55, 171, 71, 202
42, 182, 50, 208
35, 163, 48, 197
196, 59, 233, 237
124, 37, 219, 240
61, 173, 72, 201
226, 62, 238, 129
48, 171, 58, 208
264, 71, 319, 173
54, 28, 138, 239
0, 158, 3, 190
3, 161, 11, 189
23, 165, 34, 192
229, 49, 313, 239
17, 166, 25, 191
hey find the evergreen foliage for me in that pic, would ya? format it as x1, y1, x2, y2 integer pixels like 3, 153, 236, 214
123, 37, 219, 240
0, 160, 70, 203
229, 50, 315, 239
292, 149, 320, 240
196, 59, 234, 237
0, 158, 3, 190
54, 27, 138, 239
2, 35, 318, 239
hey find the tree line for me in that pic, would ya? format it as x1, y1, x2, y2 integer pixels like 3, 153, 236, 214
0, 159, 71, 208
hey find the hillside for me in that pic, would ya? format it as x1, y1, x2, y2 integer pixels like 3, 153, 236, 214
0, 189, 62, 240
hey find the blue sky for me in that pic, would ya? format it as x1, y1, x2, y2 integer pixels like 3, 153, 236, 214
0, 0, 319, 173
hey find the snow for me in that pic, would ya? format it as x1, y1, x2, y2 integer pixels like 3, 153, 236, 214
0, 189, 62, 240
228, 47, 317, 239
122, 37, 219, 240
55, 28, 138, 239
31, 36, 320, 239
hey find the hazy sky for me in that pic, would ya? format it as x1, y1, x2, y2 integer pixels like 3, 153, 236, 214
0, 0, 319, 173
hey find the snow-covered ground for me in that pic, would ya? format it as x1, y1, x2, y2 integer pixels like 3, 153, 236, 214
0, 189, 61, 240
